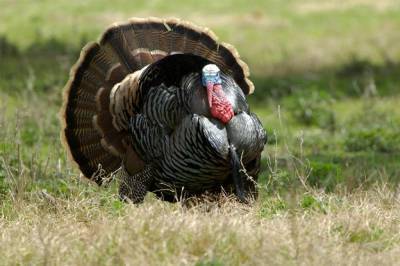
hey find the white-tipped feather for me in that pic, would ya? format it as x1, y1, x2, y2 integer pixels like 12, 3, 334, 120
61, 17, 254, 182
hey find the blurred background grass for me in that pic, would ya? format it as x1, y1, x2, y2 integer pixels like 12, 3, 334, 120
1, 0, 400, 264
2, 0, 399, 193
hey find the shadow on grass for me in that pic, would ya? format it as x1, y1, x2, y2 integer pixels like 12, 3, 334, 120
251, 59, 400, 105
0, 36, 84, 97
1, 35, 400, 101
259, 151, 400, 195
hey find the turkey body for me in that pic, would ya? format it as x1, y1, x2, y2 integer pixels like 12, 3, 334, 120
61, 18, 267, 203
128, 64, 266, 200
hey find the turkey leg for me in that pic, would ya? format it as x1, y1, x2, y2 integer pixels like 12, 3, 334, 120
118, 164, 154, 204
229, 144, 248, 203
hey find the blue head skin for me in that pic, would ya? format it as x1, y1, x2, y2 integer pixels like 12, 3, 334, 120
202, 64, 222, 86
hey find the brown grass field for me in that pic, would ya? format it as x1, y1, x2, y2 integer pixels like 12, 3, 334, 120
1, 0, 400, 265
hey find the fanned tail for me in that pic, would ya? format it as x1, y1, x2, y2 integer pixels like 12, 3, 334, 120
60, 17, 254, 183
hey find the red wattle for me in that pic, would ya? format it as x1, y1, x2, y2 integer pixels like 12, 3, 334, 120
209, 84, 234, 124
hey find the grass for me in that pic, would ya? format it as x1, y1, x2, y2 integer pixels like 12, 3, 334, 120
1, 0, 400, 264
2, 186, 400, 265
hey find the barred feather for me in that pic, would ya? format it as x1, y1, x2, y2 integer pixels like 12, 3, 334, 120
61, 17, 264, 202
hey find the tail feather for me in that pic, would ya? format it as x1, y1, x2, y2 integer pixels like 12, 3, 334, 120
99, 17, 253, 93
61, 17, 254, 183
61, 43, 123, 184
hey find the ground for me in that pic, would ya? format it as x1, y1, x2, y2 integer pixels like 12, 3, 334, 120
1, 0, 400, 265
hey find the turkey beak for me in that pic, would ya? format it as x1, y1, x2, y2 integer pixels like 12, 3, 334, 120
206, 82, 213, 108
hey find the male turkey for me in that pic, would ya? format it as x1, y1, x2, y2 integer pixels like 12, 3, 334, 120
61, 17, 267, 203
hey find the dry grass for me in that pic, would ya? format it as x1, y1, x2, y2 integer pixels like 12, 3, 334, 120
1, 1, 400, 265
1, 185, 400, 265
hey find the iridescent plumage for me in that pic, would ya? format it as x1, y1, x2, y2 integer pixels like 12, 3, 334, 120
61, 17, 266, 203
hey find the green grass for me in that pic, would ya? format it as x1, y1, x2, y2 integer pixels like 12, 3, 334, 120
1, 0, 400, 264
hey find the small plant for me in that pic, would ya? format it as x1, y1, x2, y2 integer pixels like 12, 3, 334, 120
287, 90, 336, 131
259, 196, 287, 217
307, 161, 343, 192
300, 194, 328, 213
196, 258, 224, 266
348, 227, 384, 244
0, 173, 9, 199
345, 127, 400, 153
20, 120, 41, 147
0, 36, 19, 57
267, 169, 298, 193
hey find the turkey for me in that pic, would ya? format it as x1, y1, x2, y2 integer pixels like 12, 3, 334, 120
61, 17, 267, 203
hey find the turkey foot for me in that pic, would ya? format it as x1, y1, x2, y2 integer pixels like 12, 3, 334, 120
119, 165, 154, 204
